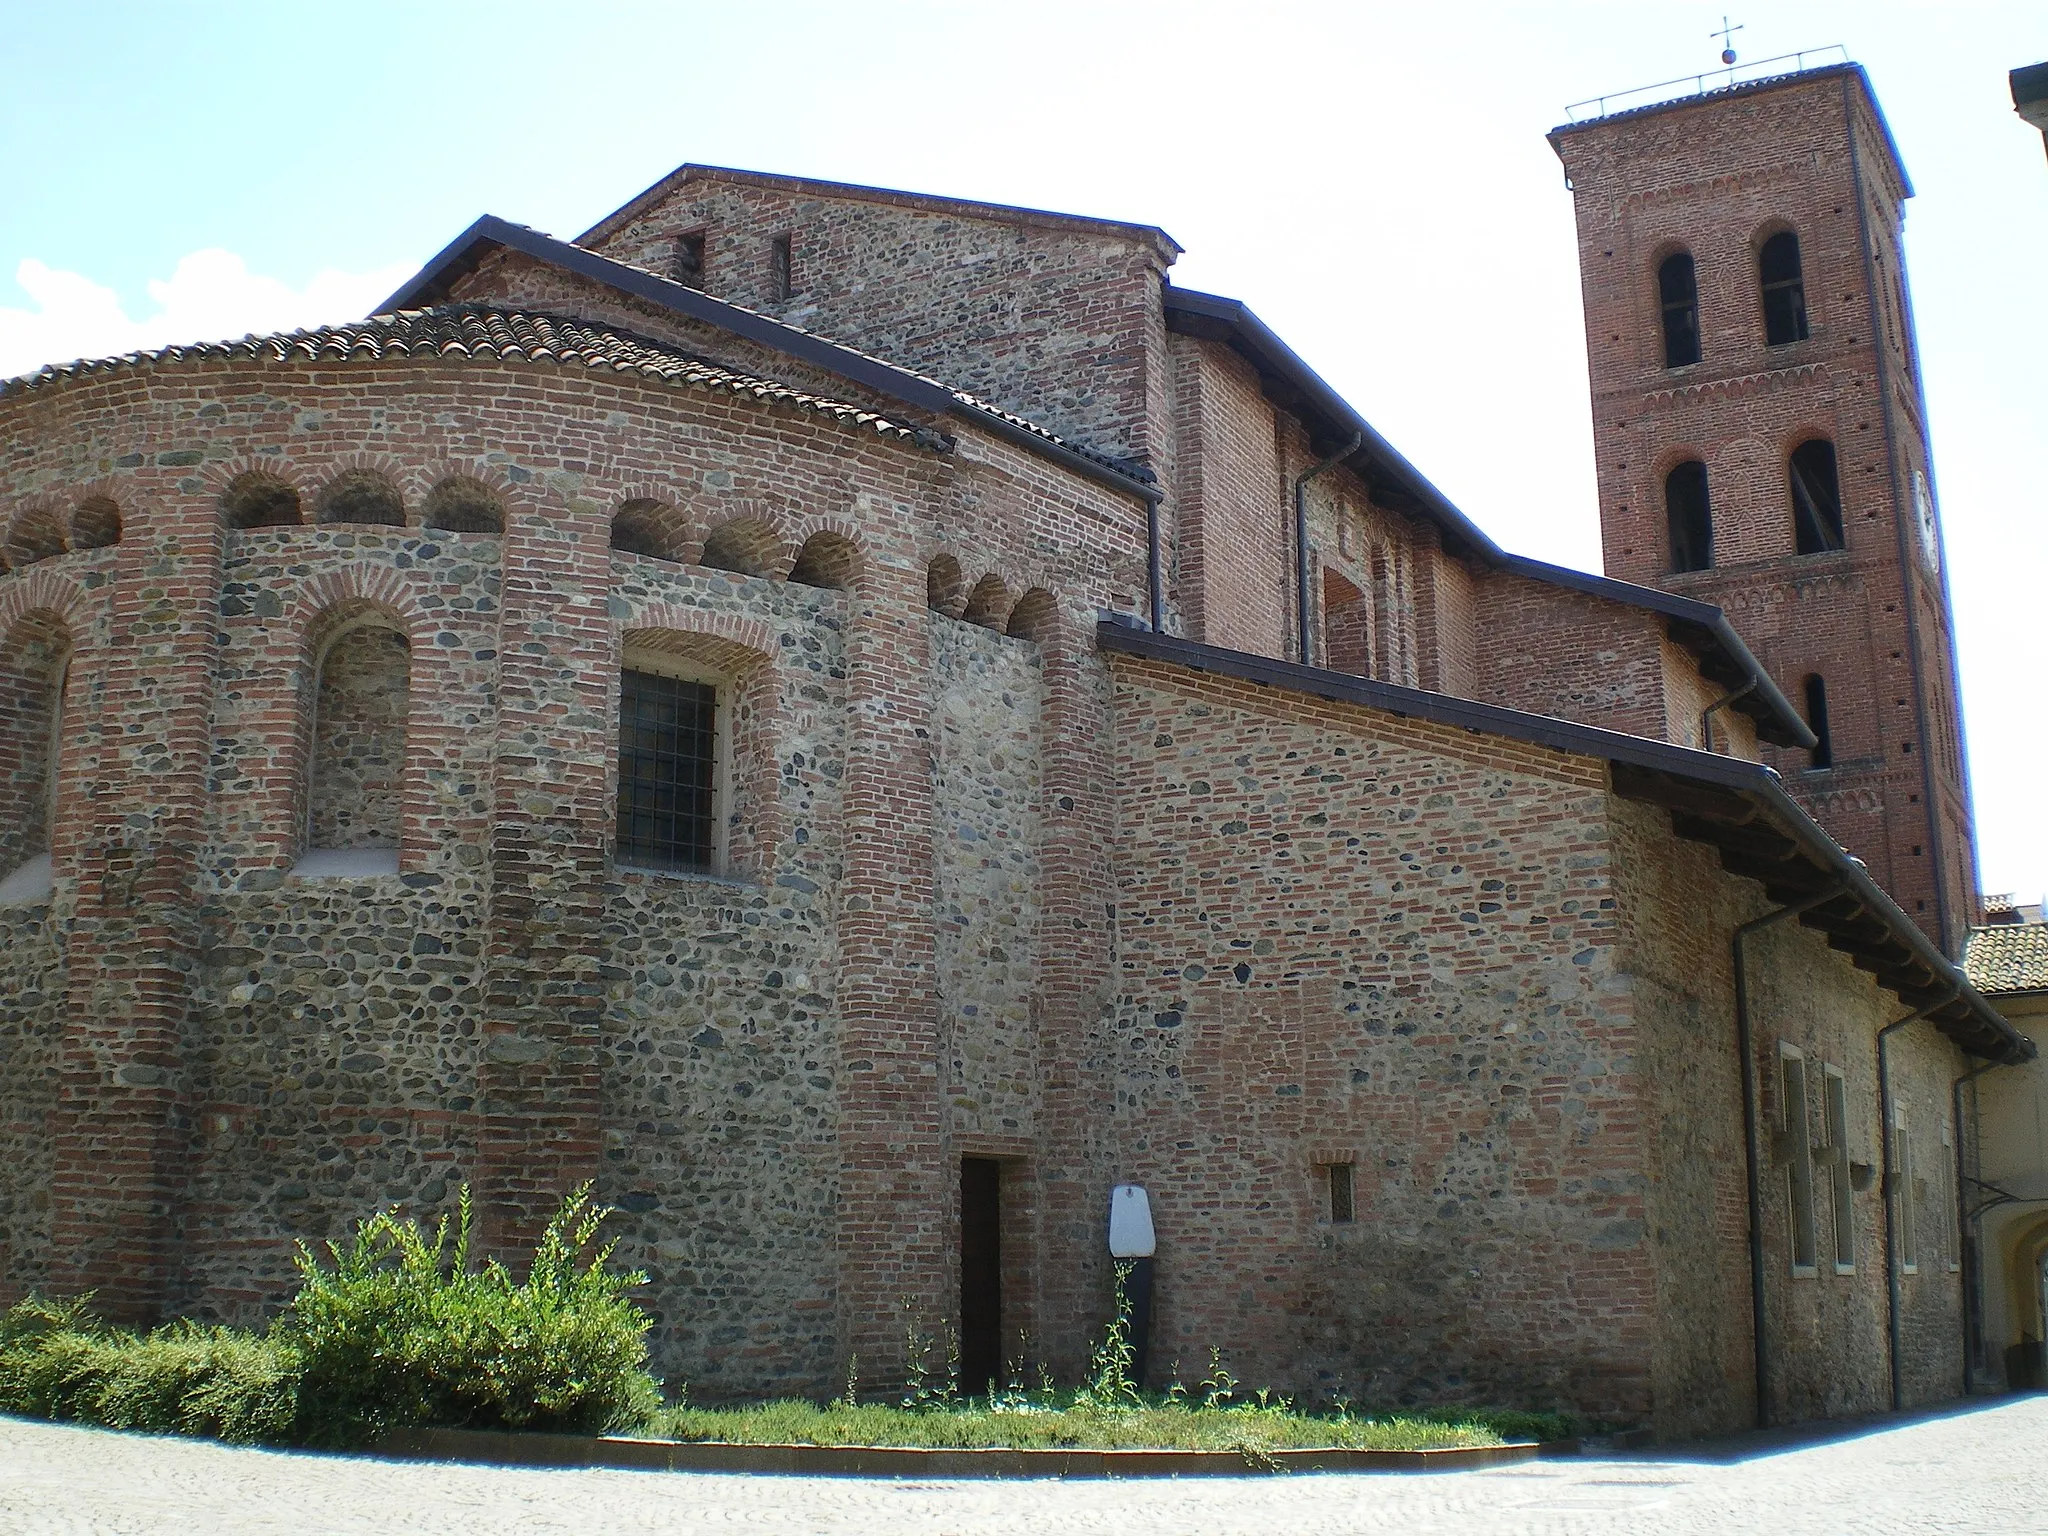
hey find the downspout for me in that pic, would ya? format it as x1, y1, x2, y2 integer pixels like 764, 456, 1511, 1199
1953, 1056, 2005, 1394
1878, 983, 1963, 1411
1142, 484, 1166, 634
1700, 677, 1758, 756
1292, 434, 1363, 665
1733, 881, 1849, 1429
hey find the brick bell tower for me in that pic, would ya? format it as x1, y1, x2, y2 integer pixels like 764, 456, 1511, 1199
1550, 59, 1980, 954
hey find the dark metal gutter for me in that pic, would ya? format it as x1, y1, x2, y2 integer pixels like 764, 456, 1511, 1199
380, 217, 1160, 507
1096, 620, 2032, 1066
1497, 555, 1815, 750
1162, 287, 1503, 563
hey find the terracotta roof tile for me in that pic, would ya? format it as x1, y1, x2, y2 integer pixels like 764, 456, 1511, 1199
0, 304, 947, 450
1965, 921, 2048, 995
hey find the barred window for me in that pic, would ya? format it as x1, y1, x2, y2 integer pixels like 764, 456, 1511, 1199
617, 667, 719, 870
1658, 252, 1701, 367
1759, 231, 1809, 346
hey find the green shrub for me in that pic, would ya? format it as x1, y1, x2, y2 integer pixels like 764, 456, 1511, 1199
280, 1185, 660, 1445
0, 1295, 298, 1443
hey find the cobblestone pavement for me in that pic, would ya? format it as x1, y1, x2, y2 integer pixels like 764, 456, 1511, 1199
1, 1399, 2042, 1536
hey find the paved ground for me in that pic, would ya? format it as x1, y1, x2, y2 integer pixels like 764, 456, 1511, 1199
0, 1397, 2041, 1535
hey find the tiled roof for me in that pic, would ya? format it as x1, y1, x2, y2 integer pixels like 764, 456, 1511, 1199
1966, 921, 2048, 996
0, 304, 947, 449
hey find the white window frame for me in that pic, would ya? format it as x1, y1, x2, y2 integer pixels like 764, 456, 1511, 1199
1823, 1064, 1855, 1275
616, 646, 732, 878
1780, 1044, 1819, 1278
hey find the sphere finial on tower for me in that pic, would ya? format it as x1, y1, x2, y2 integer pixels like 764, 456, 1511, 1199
1714, 15, 1744, 67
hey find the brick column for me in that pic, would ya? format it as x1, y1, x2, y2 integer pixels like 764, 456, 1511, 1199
1032, 607, 1121, 1376
48, 505, 219, 1321
835, 550, 946, 1379
474, 513, 611, 1258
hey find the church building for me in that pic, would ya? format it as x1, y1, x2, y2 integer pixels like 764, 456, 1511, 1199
0, 56, 2029, 1440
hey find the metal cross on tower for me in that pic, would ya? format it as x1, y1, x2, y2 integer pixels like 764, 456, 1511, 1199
1714, 15, 1744, 66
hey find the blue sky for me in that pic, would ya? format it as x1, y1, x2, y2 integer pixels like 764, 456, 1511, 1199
3, 0, 2043, 901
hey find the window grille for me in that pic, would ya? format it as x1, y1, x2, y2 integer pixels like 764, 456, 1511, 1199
617, 668, 718, 870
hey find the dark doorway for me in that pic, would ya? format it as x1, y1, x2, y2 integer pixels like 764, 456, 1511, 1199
960, 1157, 1003, 1396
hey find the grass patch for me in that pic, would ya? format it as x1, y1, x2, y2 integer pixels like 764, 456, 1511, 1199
648, 1396, 1567, 1452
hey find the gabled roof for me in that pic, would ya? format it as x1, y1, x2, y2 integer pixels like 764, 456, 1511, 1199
1967, 921, 2048, 999
1098, 620, 2031, 1065
1163, 286, 1813, 750
577, 163, 1182, 266
0, 305, 942, 452
381, 216, 1157, 504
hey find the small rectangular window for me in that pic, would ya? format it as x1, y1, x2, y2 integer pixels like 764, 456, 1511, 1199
1325, 1163, 1354, 1224
1782, 1049, 1818, 1274
617, 668, 718, 870
1823, 1067, 1854, 1273
674, 232, 706, 289
770, 233, 793, 300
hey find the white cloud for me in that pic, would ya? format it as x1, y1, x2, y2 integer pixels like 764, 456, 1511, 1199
0, 251, 415, 382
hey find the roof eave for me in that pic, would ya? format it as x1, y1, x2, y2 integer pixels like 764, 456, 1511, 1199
1097, 621, 2030, 1065
379, 217, 1157, 505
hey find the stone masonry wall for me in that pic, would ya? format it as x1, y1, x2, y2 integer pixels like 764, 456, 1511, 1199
308, 624, 410, 849
1101, 655, 1657, 1418
582, 172, 1174, 459
1610, 794, 1966, 1437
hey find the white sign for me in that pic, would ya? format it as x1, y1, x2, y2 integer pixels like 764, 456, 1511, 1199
1108, 1184, 1156, 1258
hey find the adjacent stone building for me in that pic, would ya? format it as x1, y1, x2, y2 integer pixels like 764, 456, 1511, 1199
0, 64, 2031, 1440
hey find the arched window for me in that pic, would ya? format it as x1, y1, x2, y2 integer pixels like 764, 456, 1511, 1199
422, 476, 504, 535
305, 619, 410, 871
1665, 461, 1713, 573
1789, 439, 1845, 554
1804, 674, 1833, 770
0, 612, 70, 902
1759, 231, 1809, 346
1658, 252, 1701, 367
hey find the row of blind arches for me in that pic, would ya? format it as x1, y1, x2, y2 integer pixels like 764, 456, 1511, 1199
608, 502, 1057, 641
1659, 229, 1809, 368
1665, 438, 1845, 573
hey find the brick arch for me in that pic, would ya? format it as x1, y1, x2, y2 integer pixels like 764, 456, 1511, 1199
787, 520, 867, 592
696, 499, 799, 580
204, 456, 307, 530
0, 566, 90, 636
4, 499, 69, 568
1749, 214, 1802, 256
403, 458, 520, 512
0, 593, 81, 879
613, 602, 787, 875
312, 452, 413, 528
